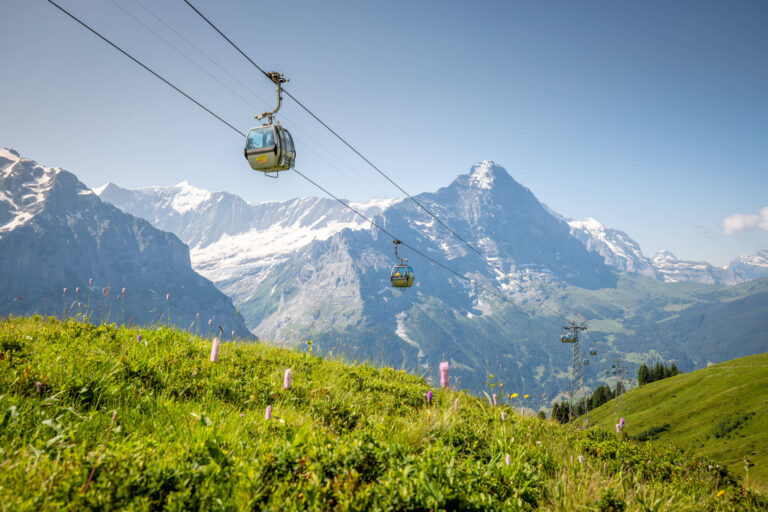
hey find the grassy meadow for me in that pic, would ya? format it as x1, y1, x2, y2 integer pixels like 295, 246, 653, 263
590, 352, 768, 493
0, 316, 765, 510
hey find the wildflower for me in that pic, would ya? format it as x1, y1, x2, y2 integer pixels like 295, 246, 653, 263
76, 287, 80, 293
89, 277, 93, 286
121, 288, 126, 295
619, 417, 625, 428
137, 334, 142, 343
615, 423, 623, 433
505, 454, 511, 466
578, 455, 584, 464
439, 361, 450, 388
63, 287, 67, 294
210, 337, 220, 362
603, 462, 606, 470
535, 440, 542, 446
36, 381, 42, 394
454, 398, 459, 411
427, 390, 433, 403
265, 405, 272, 420
426, 410, 431, 418
511, 393, 518, 398
501, 412, 507, 421
166, 293, 170, 301
492, 393, 497, 406
284, 369, 292, 390
524, 394, 529, 399
196, 312, 200, 319
208, 319, 212, 326
717, 490, 725, 498
239, 413, 244, 418
231, 330, 235, 338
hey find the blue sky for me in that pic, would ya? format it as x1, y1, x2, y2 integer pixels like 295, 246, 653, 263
1, 0, 767, 265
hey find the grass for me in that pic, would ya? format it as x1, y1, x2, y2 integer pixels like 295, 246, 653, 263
590, 352, 768, 493
0, 316, 765, 511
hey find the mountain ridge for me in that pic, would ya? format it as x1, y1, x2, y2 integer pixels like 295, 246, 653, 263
0, 147, 252, 339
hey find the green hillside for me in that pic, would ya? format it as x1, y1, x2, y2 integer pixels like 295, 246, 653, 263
590, 352, 768, 492
1, 317, 765, 511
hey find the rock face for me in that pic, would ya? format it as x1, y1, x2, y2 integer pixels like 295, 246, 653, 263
568, 217, 658, 278
0, 148, 251, 339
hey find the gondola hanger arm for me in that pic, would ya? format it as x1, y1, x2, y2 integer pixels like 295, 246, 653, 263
256, 71, 289, 124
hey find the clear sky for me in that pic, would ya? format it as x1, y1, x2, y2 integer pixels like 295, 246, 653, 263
2, 0, 767, 266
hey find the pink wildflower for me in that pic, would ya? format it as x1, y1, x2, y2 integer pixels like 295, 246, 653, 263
89, 277, 93, 286
578, 455, 584, 464
619, 417, 625, 428
501, 411, 507, 421
166, 293, 170, 301
454, 398, 459, 411
208, 319, 212, 326
239, 413, 244, 418
492, 393, 497, 406
137, 334, 141, 343
231, 330, 235, 337
121, 288, 126, 295
210, 337, 220, 362
36, 381, 42, 394
76, 287, 80, 294
265, 405, 272, 420
427, 390, 433, 403
196, 312, 200, 319
505, 454, 511, 466
615, 423, 623, 433
439, 361, 450, 388
63, 288, 67, 294
283, 369, 292, 390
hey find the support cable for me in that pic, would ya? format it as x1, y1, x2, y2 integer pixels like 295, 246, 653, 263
46, 0, 243, 137
45, 0, 517, 309
182, 0, 569, 322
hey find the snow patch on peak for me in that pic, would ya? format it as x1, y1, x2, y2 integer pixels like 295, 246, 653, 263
170, 180, 212, 214
92, 183, 111, 196
469, 160, 499, 189
653, 250, 677, 261
568, 217, 605, 233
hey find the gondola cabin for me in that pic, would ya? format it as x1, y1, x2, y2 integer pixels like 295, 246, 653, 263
583, 359, 589, 366
391, 264, 414, 288
589, 349, 597, 356
560, 333, 578, 343
244, 124, 295, 175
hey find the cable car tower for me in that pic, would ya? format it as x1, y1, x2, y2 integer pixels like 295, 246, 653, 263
561, 320, 589, 425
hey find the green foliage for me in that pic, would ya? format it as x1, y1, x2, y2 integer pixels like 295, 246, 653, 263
712, 413, 755, 439
591, 352, 768, 493
596, 488, 625, 512
0, 317, 765, 510
633, 424, 671, 442
638, 362, 680, 386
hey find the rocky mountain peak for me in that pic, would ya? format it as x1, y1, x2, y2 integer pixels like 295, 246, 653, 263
468, 160, 506, 190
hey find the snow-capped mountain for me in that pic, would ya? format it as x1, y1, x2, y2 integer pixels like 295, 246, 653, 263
650, 250, 727, 285
567, 217, 658, 278
724, 250, 768, 284
0, 148, 251, 338
568, 217, 768, 285
96, 160, 768, 402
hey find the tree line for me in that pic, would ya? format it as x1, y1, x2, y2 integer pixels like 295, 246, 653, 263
550, 382, 625, 423
638, 362, 680, 386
